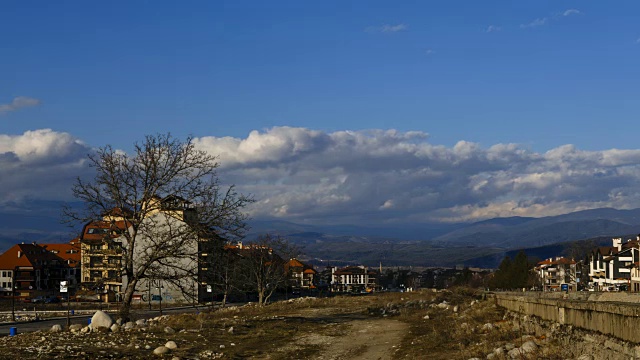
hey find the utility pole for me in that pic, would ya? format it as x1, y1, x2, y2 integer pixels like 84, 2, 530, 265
11, 267, 16, 322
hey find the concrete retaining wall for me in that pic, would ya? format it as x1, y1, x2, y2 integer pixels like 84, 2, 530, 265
492, 292, 640, 344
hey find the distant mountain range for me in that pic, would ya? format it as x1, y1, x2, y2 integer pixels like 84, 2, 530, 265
2, 200, 640, 268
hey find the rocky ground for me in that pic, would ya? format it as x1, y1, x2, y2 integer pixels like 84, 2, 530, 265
0, 289, 614, 359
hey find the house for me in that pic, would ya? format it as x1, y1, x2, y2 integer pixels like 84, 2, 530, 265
588, 237, 639, 291
330, 265, 378, 293
535, 257, 577, 291
0, 240, 81, 299
285, 258, 317, 291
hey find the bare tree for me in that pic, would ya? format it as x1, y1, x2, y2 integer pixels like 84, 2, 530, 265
64, 133, 252, 320
240, 234, 297, 306
200, 240, 245, 307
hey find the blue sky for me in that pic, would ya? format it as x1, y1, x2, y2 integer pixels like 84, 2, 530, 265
3, 1, 640, 151
3, 1, 640, 225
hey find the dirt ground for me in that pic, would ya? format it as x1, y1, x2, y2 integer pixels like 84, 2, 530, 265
0, 289, 564, 359
281, 307, 408, 360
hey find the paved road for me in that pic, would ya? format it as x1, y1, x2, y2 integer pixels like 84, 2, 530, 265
0, 304, 223, 336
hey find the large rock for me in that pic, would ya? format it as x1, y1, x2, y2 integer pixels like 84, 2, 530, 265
135, 319, 147, 327
69, 324, 82, 333
153, 346, 169, 355
90, 310, 114, 331
110, 324, 120, 333
51, 324, 62, 332
520, 341, 538, 353
124, 322, 135, 330
165, 341, 178, 350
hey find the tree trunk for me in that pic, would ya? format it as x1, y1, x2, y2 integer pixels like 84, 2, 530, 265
258, 288, 265, 306
119, 278, 138, 321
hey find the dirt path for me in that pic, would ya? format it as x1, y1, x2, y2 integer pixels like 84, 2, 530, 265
294, 316, 409, 360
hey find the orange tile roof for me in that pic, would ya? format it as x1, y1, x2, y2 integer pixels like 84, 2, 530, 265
0, 243, 62, 270
287, 258, 305, 268
81, 220, 128, 242
43, 241, 81, 267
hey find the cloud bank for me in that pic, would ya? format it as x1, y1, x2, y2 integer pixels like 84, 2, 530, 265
5, 127, 640, 225
193, 127, 640, 224
0, 96, 41, 115
0, 129, 91, 203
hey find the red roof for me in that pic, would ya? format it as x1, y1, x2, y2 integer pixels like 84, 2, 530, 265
42, 241, 81, 267
0, 243, 71, 270
287, 258, 304, 268
81, 220, 128, 242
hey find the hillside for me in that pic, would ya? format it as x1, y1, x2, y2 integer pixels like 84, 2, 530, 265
3, 200, 640, 268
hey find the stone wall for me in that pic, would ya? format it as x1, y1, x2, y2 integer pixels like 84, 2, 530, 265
492, 292, 640, 344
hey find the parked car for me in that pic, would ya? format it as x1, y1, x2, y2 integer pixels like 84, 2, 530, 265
31, 296, 47, 304
45, 296, 60, 304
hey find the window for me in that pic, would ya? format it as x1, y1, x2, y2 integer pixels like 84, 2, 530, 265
2, 271, 6, 277
1, 282, 5, 288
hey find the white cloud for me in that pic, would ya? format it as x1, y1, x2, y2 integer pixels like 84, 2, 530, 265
520, 18, 548, 29
521, 9, 581, 29
485, 25, 501, 33
191, 127, 640, 224
366, 24, 408, 33
7, 126, 640, 226
0, 129, 91, 203
562, 9, 581, 17
0, 96, 41, 115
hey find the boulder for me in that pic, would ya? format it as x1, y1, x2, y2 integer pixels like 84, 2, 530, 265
51, 324, 62, 332
110, 324, 120, 333
135, 319, 147, 327
164, 326, 176, 334
124, 322, 135, 330
153, 346, 169, 355
520, 341, 537, 353
576, 355, 594, 360
90, 311, 114, 331
482, 323, 494, 331
69, 324, 82, 333
165, 341, 178, 350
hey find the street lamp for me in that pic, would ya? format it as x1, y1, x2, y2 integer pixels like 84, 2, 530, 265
155, 284, 164, 316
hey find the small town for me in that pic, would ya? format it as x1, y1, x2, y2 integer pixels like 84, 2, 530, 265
5, 1, 640, 359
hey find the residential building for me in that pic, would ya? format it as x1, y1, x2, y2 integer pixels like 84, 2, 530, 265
80, 195, 206, 304
535, 257, 577, 291
0, 240, 80, 299
589, 237, 639, 291
330, 265, 378, 292
79, 220, 128, 301
285, 258, 317, 291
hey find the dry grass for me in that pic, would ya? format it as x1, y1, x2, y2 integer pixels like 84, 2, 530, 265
0, 289, 574, 359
